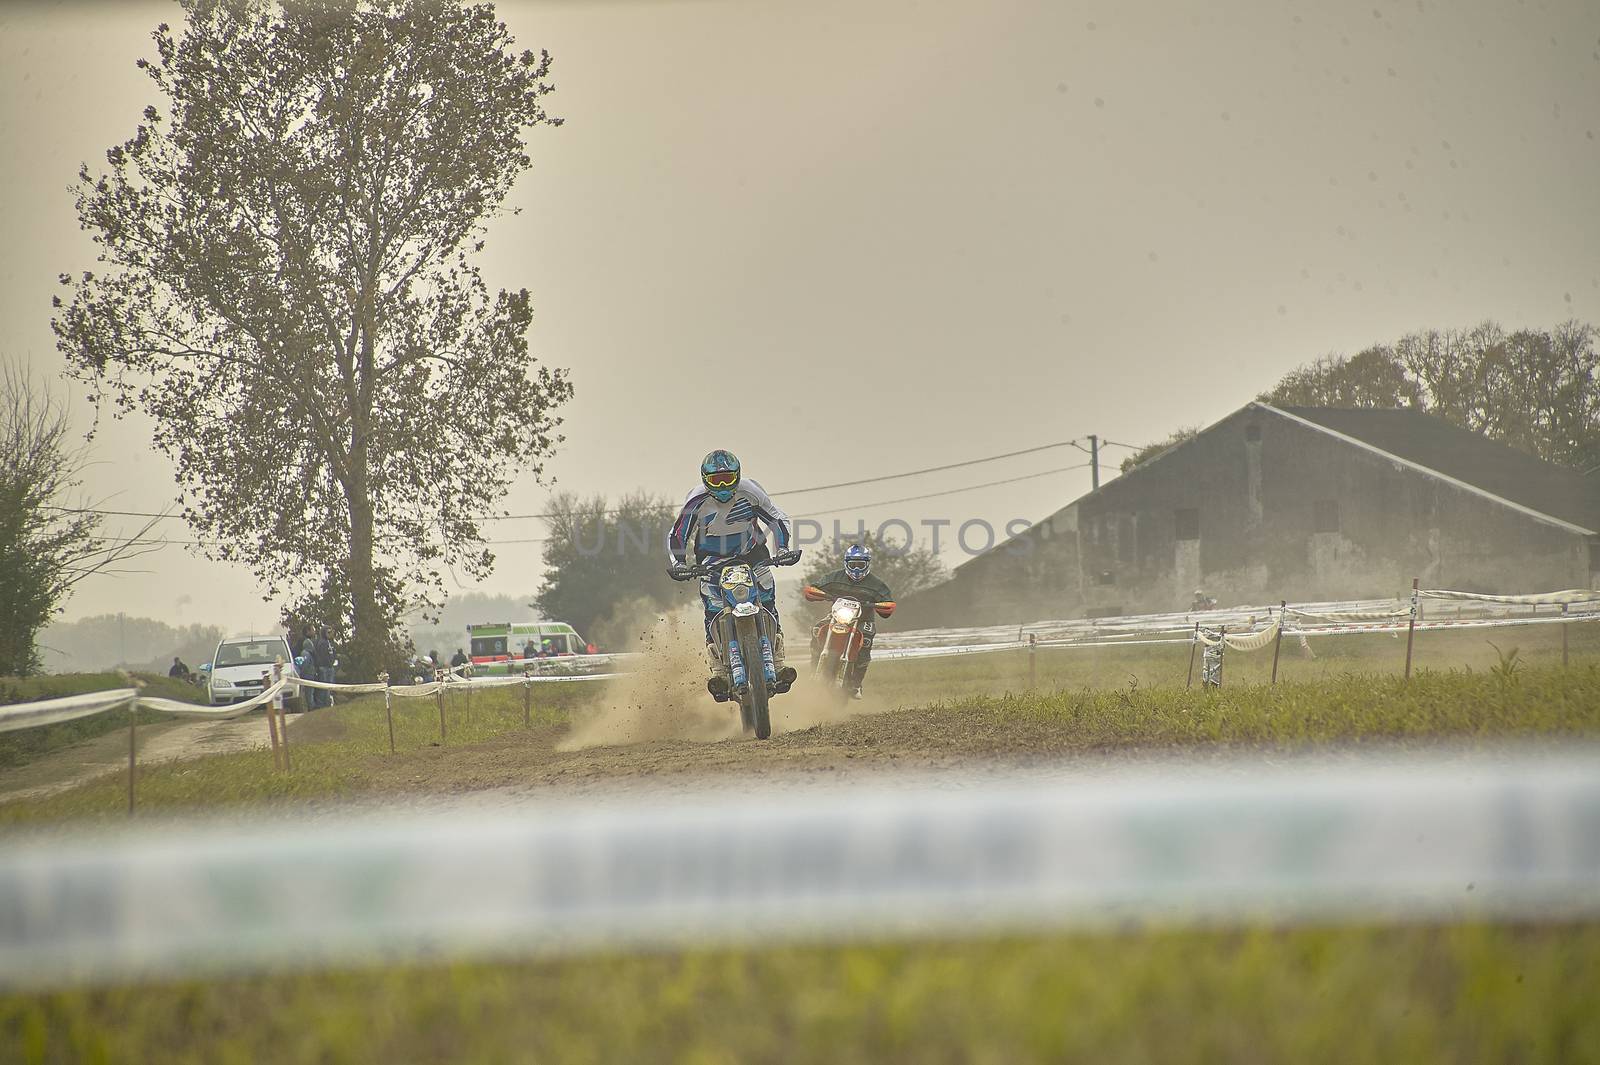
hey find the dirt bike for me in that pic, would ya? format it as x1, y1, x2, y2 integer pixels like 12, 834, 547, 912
671, 549, 801, 740
803, 587, 895, 697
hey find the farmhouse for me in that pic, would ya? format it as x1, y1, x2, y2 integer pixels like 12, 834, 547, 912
902, 402, 1600, 626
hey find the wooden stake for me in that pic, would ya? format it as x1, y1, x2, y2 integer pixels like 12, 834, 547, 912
1186, 623, 1199, 688
1403, 577, 1419, 681
266, 698, 282, 770
1027, 633, 1037, 690
277, 696, 290, 772
1270, 601, 1286, 686
1562, 604, 1570, 668
436, 679, 447, 745
523, 672, 532, 728
380, 673, 395, 754
126, 702, 137, 817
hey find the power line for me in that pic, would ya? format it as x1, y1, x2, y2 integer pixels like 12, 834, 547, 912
104, 461, 1096, 554
41, 437, 1096, 523
769, 440, 1085, 498
791, 463, 1091, 519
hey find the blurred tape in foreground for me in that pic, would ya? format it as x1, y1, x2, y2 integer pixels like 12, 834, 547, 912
2, 751, 1597, 987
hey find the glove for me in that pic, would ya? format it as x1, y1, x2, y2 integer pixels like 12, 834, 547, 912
770, 548, 803, 567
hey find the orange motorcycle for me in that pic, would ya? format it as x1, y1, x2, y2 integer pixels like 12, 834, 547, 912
803, 586, 895, 696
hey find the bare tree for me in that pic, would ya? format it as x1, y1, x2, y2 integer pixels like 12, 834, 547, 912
0, 360, 161, 676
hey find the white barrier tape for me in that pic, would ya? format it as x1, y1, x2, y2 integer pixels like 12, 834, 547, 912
1197, 623, 1281, 653
0, 689, 139, 735
386, 683, 445, 699
294, 678, 389, 694
146, 680, 291, 717
1290, 612, 1600, 639
875, 642, 1028, 662
882, 594, 1582, 652
4, 604, 1593, 737
1, 751, 1596, 988
1290, 607, 1413, 622
1040, 636, 1195, 650
1422, 588, 1600, 606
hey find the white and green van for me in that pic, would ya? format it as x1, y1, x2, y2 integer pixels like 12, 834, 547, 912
467, 621, 592, 674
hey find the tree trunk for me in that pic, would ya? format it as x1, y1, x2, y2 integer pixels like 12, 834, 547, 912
345, 415, 386, 681
346, 489, 386, 682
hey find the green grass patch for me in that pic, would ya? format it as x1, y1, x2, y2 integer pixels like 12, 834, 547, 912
2, 659, 1597, 828
0, 682, 590, 828
0, 673, 206, 770
872, 619, 1600, 702
2, 923, 1595, 1064
942, 661, 1600, 749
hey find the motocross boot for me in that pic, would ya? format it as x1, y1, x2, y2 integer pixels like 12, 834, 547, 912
706, 642, 732, 702
771, 632, 797, 694
847, 661, 867, 700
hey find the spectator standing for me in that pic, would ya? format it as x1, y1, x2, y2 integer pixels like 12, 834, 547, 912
169, 656, 191, 682
312, 628, 336, 709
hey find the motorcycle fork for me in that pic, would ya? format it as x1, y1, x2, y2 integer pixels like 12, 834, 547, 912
757, 617, 777, 685
726, 616, 775, 689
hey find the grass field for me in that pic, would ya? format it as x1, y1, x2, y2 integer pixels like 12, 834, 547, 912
3, 923, 1595, 1064
2, 627, 1596, 1064
1, 643, 1596, 827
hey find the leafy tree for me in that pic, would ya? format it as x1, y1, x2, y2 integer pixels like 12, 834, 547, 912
1260, 346, 1423, 411
795, 531, 948, 607
1119, 426, 1199, 474
54, 0, 572, 679
0, 361, 159, 676
532, 493, 679, 642
1260, 320, 1600, 473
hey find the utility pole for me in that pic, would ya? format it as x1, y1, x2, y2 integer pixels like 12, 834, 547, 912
1088, 434, 1100, 490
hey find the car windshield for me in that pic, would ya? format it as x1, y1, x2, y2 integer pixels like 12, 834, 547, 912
213, 640, 284, 668
470, 636, 507, 657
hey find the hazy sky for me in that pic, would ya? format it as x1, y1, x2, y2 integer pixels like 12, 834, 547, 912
3, 0, 1598, 632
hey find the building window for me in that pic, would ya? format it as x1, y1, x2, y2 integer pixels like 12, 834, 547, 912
1313, 499, 1340, 533
1590, 540, 1600, 573
1175, 508, 1200, 541
1245, 424, 1262, 442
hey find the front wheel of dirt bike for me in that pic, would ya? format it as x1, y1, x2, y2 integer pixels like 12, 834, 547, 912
736, 615, 771, 740
819, 646, 842, 685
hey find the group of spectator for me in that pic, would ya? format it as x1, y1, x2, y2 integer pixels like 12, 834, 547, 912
288, 627, 337, 709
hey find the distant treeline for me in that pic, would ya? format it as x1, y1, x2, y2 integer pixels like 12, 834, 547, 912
1126, 320, 1599, 475
36, 615, 224, 675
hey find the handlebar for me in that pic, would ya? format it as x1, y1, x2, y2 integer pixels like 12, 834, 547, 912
668, 548, 802, 582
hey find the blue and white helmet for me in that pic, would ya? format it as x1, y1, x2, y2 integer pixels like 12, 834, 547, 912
700, 449, 741, 503
844, 543, 872, 581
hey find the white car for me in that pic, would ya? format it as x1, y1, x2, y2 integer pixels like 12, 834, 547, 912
203, 634, 304, 711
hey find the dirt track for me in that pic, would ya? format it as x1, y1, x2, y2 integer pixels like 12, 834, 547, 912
0, 712, 291, 804
350, 693, 1187, 804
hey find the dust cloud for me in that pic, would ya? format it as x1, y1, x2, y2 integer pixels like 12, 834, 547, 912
559, 612, 740, 750
559, 607, 883, 750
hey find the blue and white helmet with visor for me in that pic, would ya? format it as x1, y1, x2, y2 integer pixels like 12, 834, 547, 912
701, 450, 741, 503
844, 543, 872, 581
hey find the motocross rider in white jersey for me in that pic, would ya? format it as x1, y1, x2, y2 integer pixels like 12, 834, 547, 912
667, 449, 799, 698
